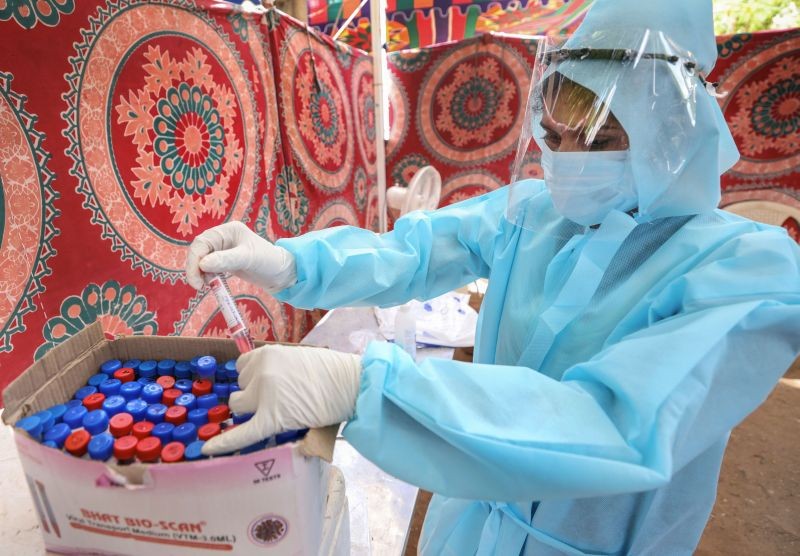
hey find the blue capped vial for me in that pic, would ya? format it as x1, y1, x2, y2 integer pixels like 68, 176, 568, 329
232, 412, 253, 425
175, 393, 197, 410
119, 381, 142, 401
152, 422, 175, 445
157, 359, 176, 376
184, 440, 207, 461
138, 360, 158, 379
240, 439, 268, 454
145, 403, 168, 424
99, 378, 122, 397
33, 410, 55, 432
102, 395, 127, 416
16, 415, 43, 440
187, 408, 208, 427
196, 356, 217, 378
173, 422, 198, 445
175, 379, 194, 394
141, 383, 164, 404
63, 405, 89, 429
74, 385, 98, 401
137, 377, 156, 386
196, 393, 219, 410
88, 433, 115, 461
212, 383, 229, 401
44, 422, 72, 448
66, 399, 83, 408
224, 359, 238, 380
174, 361, 192, 379
88, 373, 109, 387
215, 368, 228, 383
45, 403, 68, 424
100, 359, 122, 375
125, 399, 148, 421
82, 410, 110, 435
122, 359, 141, 370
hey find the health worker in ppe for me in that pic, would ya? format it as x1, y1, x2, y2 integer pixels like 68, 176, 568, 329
185, 0, 800, 553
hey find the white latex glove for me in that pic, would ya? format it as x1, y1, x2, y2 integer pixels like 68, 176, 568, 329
185, 221, 297, 292
202, 344, 363, 456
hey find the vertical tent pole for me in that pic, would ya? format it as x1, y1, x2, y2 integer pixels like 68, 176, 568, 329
369, 0, 388, 232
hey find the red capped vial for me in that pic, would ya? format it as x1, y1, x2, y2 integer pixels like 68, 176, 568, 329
162, 388, 182, 407
157, 376, 176, 390
192, 379, 213, 397
132, 421, 154, 439
207, 404, 230, 423
165, 405, 187, 425
65, 429, 91, 457
113, 367, 136, 383
198, 422, 221, 441
136, 436, 162, 462
83, 392, 106, 411
161, 441, 185, 463
113, 435, 138, 463
109, 412, 134, 438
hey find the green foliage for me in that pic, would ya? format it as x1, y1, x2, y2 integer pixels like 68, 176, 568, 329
714, 0, 800, 35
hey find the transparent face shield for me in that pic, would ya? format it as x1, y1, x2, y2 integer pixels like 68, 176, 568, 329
508, 31, 709, 234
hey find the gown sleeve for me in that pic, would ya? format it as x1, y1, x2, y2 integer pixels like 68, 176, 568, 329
343, 228, 800, 501
273, 185, 512, 309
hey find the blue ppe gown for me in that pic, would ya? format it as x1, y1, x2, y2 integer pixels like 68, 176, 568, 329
275, 182, 800, 555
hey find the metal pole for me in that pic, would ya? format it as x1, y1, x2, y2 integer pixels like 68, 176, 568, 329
369, 0, 388, 232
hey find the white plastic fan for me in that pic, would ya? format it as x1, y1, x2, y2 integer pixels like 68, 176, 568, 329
386, 166, 442, 216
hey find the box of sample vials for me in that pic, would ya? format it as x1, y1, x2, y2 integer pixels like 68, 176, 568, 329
2, 320, 342, 555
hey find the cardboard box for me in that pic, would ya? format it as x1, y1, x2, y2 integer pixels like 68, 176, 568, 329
2, 321, 342, 555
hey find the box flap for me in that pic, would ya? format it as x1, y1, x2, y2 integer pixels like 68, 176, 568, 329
298, 424, 339, 463
2, 320, 107, 424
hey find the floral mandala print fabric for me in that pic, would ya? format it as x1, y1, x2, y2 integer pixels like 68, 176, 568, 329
0, 2, 375, 391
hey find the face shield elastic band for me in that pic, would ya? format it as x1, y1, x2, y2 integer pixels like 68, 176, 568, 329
543, 48, 725, 97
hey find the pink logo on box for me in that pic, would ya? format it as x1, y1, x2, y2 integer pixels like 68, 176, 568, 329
248, 514, 289, 546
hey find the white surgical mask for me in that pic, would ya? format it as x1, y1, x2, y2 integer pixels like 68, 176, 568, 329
540, 143, 638, 226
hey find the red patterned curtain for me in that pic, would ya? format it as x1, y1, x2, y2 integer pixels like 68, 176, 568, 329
0, 2, 377, 394
265, 12, 382, 233
711, 29, 800, 241
386, 34, 538, 207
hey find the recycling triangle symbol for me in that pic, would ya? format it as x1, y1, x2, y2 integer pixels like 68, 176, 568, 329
255, 460, 275, 478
